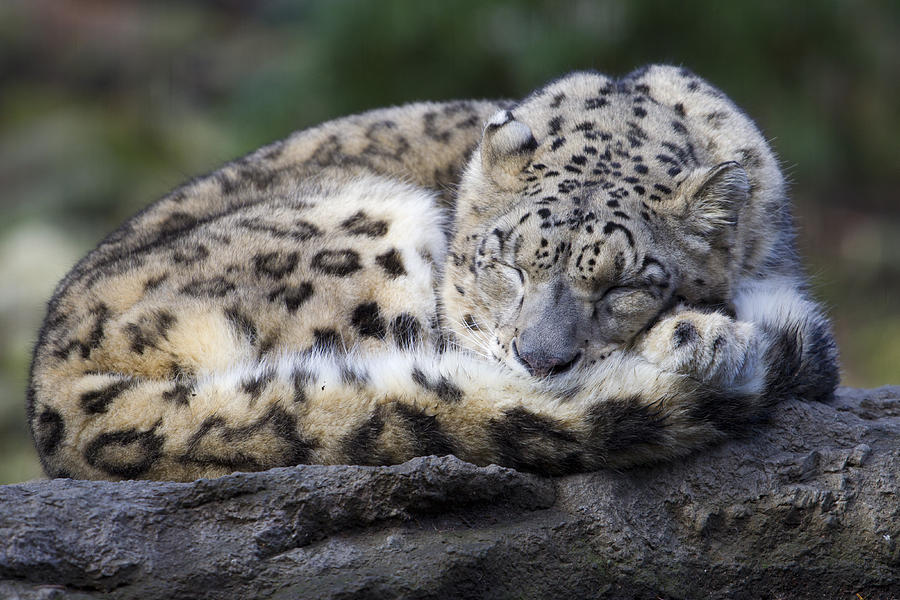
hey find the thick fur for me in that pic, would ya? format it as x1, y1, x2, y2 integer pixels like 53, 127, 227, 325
28, 66, 838, 481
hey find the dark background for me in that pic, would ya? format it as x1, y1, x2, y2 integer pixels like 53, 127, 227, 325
1, 0, 897, 483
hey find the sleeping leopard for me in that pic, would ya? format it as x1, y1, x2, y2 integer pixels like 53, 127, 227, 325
28, 65, 838, 481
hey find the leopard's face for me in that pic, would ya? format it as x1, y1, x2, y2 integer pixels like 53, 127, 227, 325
447, 192, 678, 377
444, 72, 751, 378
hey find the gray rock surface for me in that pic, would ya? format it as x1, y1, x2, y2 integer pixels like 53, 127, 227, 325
2, 386, 899, 599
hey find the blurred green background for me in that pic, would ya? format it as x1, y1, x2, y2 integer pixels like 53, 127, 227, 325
1, 0, 897, 484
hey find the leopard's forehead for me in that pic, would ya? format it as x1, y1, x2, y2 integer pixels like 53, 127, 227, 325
510, 70, 707, 209
486, 201, 658, 293
470, 71, 714, 287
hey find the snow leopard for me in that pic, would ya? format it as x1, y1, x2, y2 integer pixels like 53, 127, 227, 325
27, 65, 838, 481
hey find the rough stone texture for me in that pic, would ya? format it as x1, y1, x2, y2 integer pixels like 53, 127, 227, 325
1, 386, 899, 600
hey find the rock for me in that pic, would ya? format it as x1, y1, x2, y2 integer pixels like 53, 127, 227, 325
1, 387, 899, 599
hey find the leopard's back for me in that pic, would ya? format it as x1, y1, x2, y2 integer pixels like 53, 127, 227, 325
29, 101, 508, 479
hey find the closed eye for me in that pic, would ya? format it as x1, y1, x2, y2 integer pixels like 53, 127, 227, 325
594, 284, 658, 309
497, 262, 525, 283
605, 287, 659, 316
597, 285, 634, 301
597, 277, 663, 300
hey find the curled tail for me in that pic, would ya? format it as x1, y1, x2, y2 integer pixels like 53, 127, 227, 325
26, 349, 714, 480
29, 302, 833, 482
734, 278, 839, 405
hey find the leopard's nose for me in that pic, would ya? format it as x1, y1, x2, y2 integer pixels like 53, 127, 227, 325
512, 338, 581, 378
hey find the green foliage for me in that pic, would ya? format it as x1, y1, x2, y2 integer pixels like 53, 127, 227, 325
0, 0, 897, 483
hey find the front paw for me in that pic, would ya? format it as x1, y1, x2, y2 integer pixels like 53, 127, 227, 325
638, 310, 763, 390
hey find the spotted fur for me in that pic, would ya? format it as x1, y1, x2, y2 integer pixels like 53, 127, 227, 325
28, 66, 838, 480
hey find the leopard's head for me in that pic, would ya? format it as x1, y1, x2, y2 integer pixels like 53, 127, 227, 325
443, 72, 750, 378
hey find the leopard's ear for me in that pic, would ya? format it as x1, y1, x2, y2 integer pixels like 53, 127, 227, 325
480, 110, 537, 190
664, 161, 750, 237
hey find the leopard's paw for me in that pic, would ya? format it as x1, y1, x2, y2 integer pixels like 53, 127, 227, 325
638, 310, 764, 391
